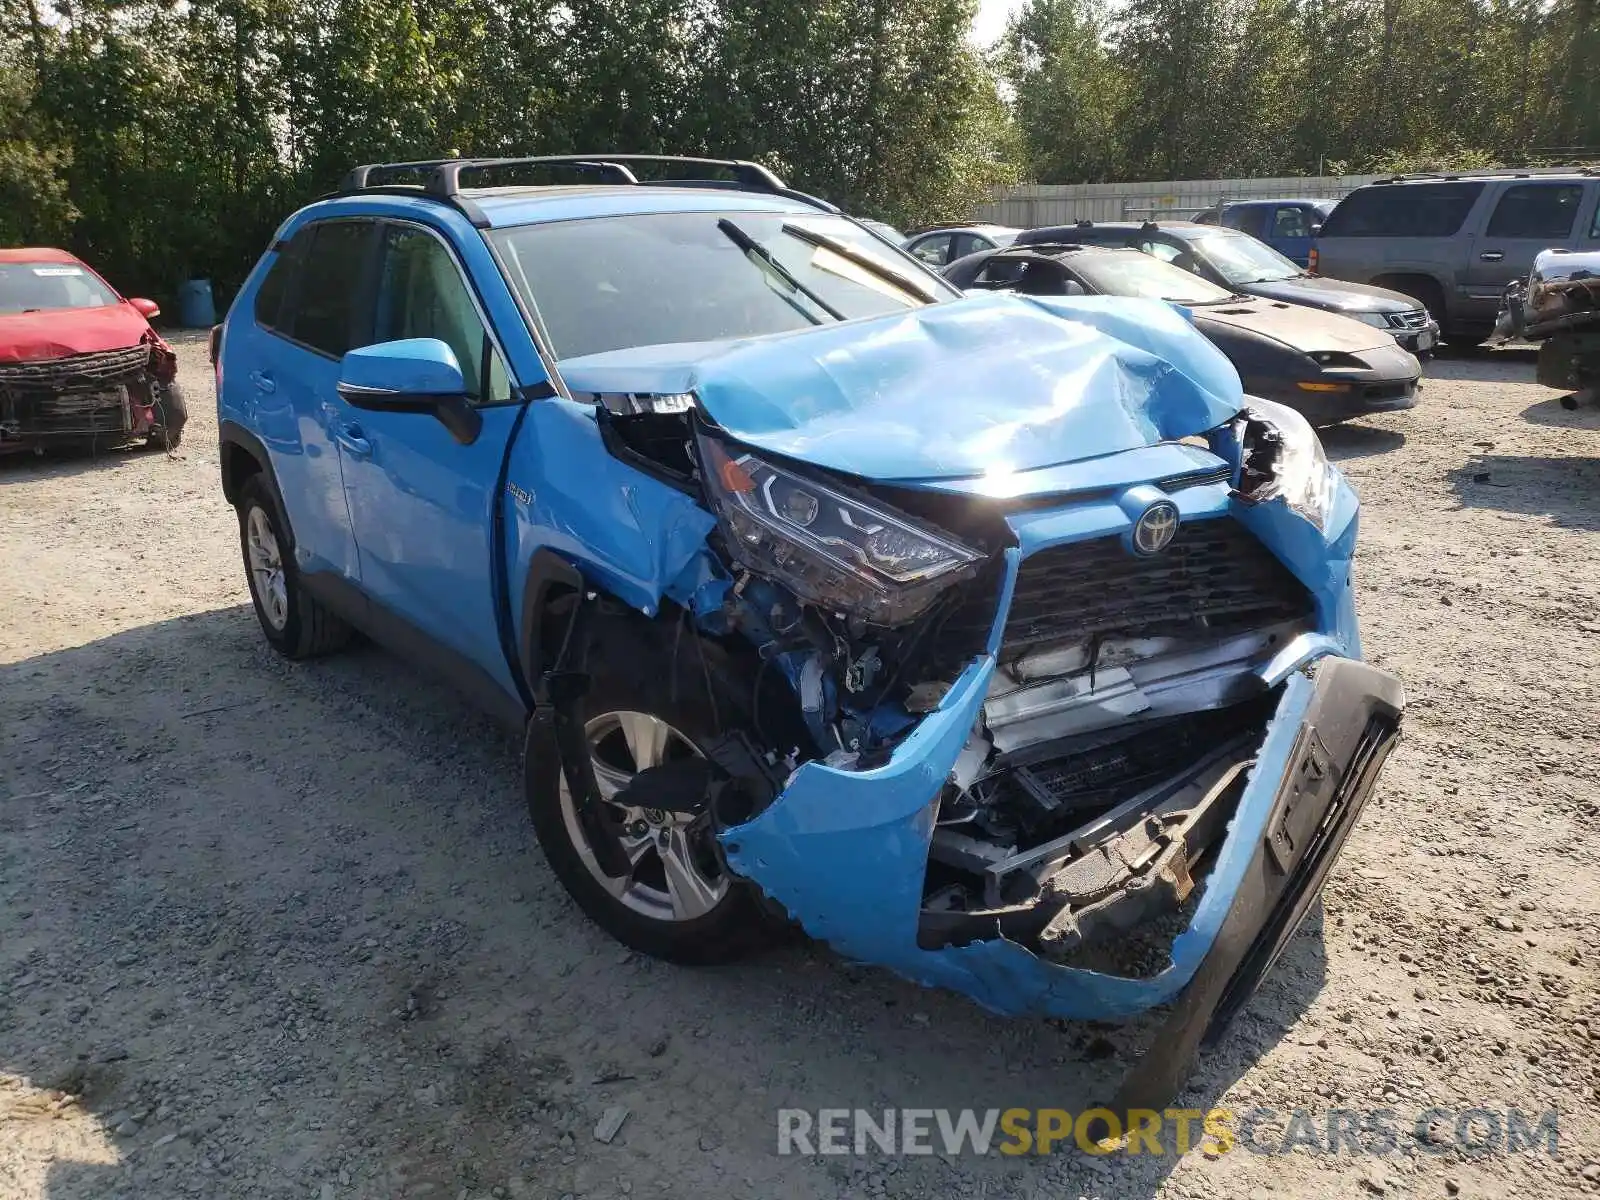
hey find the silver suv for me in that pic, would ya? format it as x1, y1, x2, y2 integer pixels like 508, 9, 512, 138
1312, 169, 1600, 344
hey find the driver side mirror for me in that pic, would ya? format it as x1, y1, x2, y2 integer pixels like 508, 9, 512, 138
1310, 223, 1323, 238
129, 297, 161, 319
337, 338, 483, 445
1062, 280, 1086, 296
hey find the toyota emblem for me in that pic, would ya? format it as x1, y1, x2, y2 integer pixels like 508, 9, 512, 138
1132, 500, 1180, 555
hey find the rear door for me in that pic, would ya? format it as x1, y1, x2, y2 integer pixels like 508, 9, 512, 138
334, 218, 526, 707
243, 218, 374, 581
1464, 181, 1588, 321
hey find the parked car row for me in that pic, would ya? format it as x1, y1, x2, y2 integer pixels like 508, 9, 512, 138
944, 243, 1421, 426
910, 166, 1600, 352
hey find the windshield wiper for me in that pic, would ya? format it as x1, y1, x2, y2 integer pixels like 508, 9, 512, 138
717, 218, 845, 323
780, 223, 942, 303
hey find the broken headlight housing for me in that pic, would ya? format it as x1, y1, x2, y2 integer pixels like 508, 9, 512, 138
696, 433, 983, 625
1235, 397, 1341, 532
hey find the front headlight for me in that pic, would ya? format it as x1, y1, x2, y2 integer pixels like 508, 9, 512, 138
696, 433, 984, 625
1351, 311, 1392, 329
1235, 397, 1342, 532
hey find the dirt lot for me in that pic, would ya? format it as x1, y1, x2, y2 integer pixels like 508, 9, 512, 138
2, 333, 1598, 1200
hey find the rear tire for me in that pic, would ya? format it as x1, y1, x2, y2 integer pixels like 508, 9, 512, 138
236, 474, 351, 659
526, 610, 774, 965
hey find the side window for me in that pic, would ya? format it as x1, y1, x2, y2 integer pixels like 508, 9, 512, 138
1318, 182, 1484, 238
282, 221, 372, 356
910, 235, 952, 266
1486, 184, 1584, 239
1273, 206, 1311, 239
1222, 207, 1263, 237
1141, 239, 1185, 264
976, 257, 1027, 287
372, 225, 510, 403
1592, 192, 1600, 239
949, 234, 980, 261
253, 228, 310, 331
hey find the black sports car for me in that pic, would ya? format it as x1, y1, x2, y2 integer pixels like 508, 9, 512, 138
1015, 221, 1440, 356
945, 244, 1422, 426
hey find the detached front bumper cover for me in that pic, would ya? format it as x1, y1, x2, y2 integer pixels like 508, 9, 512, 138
723, 653, 1403, 1106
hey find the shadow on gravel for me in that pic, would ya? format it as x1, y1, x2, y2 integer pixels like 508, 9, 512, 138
1321, 423, 1406, 462
1, 607, 1332, 1200
1450, 453, 1600, 530
0, 440, 174, 482
1521, 394, 1600, 428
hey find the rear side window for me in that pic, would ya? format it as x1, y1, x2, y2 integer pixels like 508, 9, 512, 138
253, 230, 308, 330
282, 221, 373, 357
1319, 182, 1485, 238
1485, 184, 1584, 239
1222, 206, 1265, 237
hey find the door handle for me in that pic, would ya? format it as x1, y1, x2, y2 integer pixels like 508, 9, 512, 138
1479, 251, 1504, 262
334, 426, 373, 460
249, 370, 276, 394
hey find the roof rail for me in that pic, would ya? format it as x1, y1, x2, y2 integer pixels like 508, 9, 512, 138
1374, 165, 1600, 184
337, 154, 837, 226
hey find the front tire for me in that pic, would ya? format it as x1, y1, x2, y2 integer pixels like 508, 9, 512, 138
145, 380, 188, 450
236, 474, 351, 659
526, 612, 773, 964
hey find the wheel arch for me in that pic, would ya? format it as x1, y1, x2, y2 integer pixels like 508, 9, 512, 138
219, 421, 276, 510
1368, 272, 1448, 319
518, 547, 587, 696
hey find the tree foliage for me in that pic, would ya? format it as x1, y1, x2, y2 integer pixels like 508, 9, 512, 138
0, 0, 1013, 302
1001, 0, 1600, 184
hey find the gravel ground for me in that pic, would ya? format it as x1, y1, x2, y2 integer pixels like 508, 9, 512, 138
2, 334, 1598, 1200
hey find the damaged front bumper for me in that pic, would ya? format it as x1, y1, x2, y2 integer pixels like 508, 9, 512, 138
724, 645, 1401, 1017
0, 342, 173, 452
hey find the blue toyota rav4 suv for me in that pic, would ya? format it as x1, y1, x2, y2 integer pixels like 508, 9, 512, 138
215, 155, 1403, 1108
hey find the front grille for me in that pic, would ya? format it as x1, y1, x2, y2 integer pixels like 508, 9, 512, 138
1156, 465, 1233, 492
14, 389, 132, 435
0, 345, 151, 392
1360, 381, 1415, 402
945, 518, 1313, 664
1386, 309, 1430, 330
986, 696, 1275, 836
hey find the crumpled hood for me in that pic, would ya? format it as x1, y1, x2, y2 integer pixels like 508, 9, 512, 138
0, 303, 153, 362
1192, 297, 1392, 354
558, 292, 1244, 482
1242, 275, 1421, 314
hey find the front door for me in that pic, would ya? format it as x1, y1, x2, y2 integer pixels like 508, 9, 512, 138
1268, 204, 1315, 267
335, 220, 526, 700
1464, 182, 1588, 322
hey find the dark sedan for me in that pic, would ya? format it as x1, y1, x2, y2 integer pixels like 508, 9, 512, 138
947, 244, 1421, 425
1015, 221, 1440, 356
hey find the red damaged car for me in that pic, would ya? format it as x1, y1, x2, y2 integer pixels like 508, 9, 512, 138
0, 248, 187, 454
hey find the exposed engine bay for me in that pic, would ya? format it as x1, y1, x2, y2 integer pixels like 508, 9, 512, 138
592, 389, 1328, 976
0, 336, 179, 452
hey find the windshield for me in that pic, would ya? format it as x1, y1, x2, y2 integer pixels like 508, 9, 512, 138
0, 261, 120, 315
1067, 252, 1235, 305
1192, 232, 1303, 285
491, 212, 948, 360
